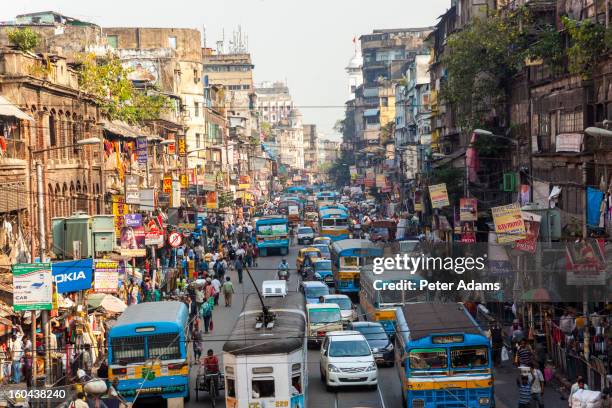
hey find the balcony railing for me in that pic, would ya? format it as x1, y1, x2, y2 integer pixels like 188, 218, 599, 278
0, 138, 26, 161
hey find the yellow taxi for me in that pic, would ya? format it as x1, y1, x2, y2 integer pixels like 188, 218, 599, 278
296, 247, 322, 271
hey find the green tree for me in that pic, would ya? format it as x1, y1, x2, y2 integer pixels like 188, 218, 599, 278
7, 27, 39, 52
76, 52, 170, 122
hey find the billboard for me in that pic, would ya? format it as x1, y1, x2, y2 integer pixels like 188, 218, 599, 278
52, 259, 93, 294
459, 198, 477, 222
94, 260, 120, 293
491, 203, 526, 244
429, 183, 449, 209
120, 226, 146, 257
13, 263, 53, 311
124, 174, 140, 205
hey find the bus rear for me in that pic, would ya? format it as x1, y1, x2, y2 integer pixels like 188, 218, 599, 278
331, 240, 383, 296
255, 216, 289, 256
108, 302, 190, 402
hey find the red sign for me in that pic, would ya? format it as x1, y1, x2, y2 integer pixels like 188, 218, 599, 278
168, 232, 183, 248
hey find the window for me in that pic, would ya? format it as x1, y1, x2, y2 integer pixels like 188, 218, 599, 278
168, 36, 177, 49
110, 336, 146, 364
409, 348, 448, 370
291, 373, 302, 395
147, 333, 182, 361
49, 114, 57, 146
328, 340, 371, 357
252, 378, 275, 398
451, 347, 488, 368
195, 133, 201, 148
194, 102, 200, 117
107, 35, 118, 49
226, 378, 236, 397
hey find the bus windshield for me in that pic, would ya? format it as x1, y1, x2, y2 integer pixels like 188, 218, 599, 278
341, 256, 359, 268
309, 308, 341, 324
451, 347, 489, 368
325, 297, 351, 310
314, 260, 332, 271
409, 348, 448, 370
321, 219, 335, 227
305, 286, 329, 298
329, 340, 371, 357
257, 224, 287, 235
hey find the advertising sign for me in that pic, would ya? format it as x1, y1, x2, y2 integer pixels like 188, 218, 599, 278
177, 136, 187, 157
171, 180, 181, 208
460, 221, 476, 243
139, 188, 155, 211
124, 174, 140, 205
514, 211, 541, 253
206, 191, 218, 209
491, 203, 526, 244
13, 263, 53, 311
145, 232, 164, 247
94, 260, 119, 293
120, 226, 146, 257
180, 174, 189, 189
136, 137, 148, 165
429, 183, 450, 209
459, 198, 478, 222
112, 195, 128, 238
52, 259, 93, 294
163, 176, 172, 193
566, 238, 606, 285
124, 213, 142, 228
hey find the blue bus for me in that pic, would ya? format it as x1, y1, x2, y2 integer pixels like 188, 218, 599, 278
395, 303, 494, 408
255, 215, 289, 256
330, 239, 383, 295
319, 208, 350, 241
108, 301, 190, 402
316, 191, 338, 209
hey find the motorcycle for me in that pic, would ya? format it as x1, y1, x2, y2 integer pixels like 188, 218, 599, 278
302, 265, 313, 279
277, 268, 289, 281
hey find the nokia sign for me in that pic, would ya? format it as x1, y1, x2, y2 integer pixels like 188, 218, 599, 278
52, 259, 93, 293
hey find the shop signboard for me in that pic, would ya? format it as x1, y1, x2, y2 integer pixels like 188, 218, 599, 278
491, 203, 526, 244
12, 263, 53, 311
163, 176, 173, 193
124, 174, 140, 205
52, 259, 93, 294
94, 260, 119, 293
112, 195, 128, 239
206, 191, 218, 209
139, 188, 155, 211
136, 137, 148, 165
514, 211, 541, 253
171, 180, 181, 208
124, 213, 142, 228
429, 183, 450, 209
459, 198, 478, 222
180, 174, 189, 189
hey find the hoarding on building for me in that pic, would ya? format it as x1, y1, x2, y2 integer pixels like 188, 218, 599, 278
13, 263, 53, 311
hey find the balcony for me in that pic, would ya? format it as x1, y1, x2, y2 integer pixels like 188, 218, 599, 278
0, 138, 27, 163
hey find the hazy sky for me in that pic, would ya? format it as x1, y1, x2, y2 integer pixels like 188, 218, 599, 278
5, 0, 449, 140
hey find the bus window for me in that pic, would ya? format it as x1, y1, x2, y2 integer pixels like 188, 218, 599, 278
252, 378, 275, 398
291, 374, 302, 395
322, 219, 335, 227
226, 378, 236, 398
409, 348, 448, 370
341, 257, 359, 268
147, 333, 181, 360
451, 347, 489, 368
111, 336, 145, 364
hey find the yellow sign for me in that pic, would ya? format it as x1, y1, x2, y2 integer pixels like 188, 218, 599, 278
180, 174, 189, 189
163, 176, 172, 193
429, 183, 449, 209
492, 202, 526, 244
206, 191, 218, 209
177, 137, 186, 156
111, 195, 128, 237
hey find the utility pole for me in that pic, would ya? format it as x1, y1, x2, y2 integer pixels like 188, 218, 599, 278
582, 162, 591, 387
36, 162, 51, 389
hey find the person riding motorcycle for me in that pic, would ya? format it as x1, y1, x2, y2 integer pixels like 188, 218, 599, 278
277, 259, 289, 280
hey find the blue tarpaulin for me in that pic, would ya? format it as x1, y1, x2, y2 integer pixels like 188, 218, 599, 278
587, 187, 604, 226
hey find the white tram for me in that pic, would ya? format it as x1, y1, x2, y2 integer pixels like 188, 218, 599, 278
223, 293, 307, 408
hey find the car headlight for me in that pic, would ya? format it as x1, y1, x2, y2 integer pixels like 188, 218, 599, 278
478, 397, 490, 405
365, 363, 377, 372
328, 364, 341, 373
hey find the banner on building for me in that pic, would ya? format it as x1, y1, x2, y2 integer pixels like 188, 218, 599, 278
112, 195, 128, 238
459, 198, 477, 222
139, 188, 155, 211
514, 211, 541, 253
180, 173, 189, 189
12, 263, 53, 311
429, 183, 450, 209
94, 260, 119, 293
460, 221, 476, 243
566, 238, 606, 285
171, 180, 181, 208
177, 136, 187, 157
206, 191, 218, 209
124, 174, 140, 205
491, 203, 526, 244
52, 259, 93, 294
124, 213, 142, 228
163, 176, 173, 193
136, 137, 148, 165
120, 226, 146, 257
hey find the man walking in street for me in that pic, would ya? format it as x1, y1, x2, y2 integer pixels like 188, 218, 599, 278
211, 276, 221, 306
517, 375, 533, 408
528, 362, 545, 408
222, 276, 235, 307
516, 339, 534, 367
235, 256, 244, 284
200, 299, 212, 334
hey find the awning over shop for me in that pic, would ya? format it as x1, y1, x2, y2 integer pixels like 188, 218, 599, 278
0, 96, 34, 121
364, 108, 380, 117
102, 119, 157, 140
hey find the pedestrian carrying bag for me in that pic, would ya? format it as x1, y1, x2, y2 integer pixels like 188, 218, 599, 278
501, 346, 509, 362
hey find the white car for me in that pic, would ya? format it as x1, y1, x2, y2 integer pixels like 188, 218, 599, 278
320, 331, 378, 391
297, 226, 315, 245
322, 294, 357, 326
262, 280, 287, 297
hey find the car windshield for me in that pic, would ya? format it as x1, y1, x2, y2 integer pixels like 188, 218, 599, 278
298, 227, 313, 234
314, 261, 332, 271
314, 246, 330, 256
356, 326, 388, 341
451, 347, 489, 368
309, 308, 341, 324
329, 340, 371, 357
409, 348, 448, 370
325, 297, 351, 310
305, 286, 329, 298
305, 251, 320, 259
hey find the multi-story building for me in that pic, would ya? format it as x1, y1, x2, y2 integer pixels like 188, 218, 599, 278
346, 45, 363, 101
303, 124, 319, 182
318, 139, 341, 167
104, 27, 207, 171
272, 109, 304, 171
255, 81, 294, 125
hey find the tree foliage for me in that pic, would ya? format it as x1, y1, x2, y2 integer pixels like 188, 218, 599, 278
76, 53, 170, 123
7, 27, 39, 52
562, 17, 606, 78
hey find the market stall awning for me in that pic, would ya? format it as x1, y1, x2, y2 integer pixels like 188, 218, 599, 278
0, 96, 34, 121
87, 293, 127, 313
101, 119, 157, 140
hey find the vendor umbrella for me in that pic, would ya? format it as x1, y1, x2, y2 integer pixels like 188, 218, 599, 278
87, 293, 127, 313
521, 288, 560, 302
